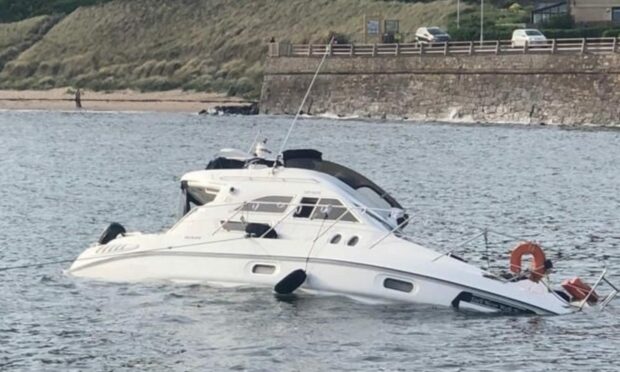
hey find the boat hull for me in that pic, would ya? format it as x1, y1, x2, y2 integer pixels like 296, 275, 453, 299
69, 237, 573, 315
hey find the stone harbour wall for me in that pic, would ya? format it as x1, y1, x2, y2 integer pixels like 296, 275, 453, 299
259, 53, 620, 126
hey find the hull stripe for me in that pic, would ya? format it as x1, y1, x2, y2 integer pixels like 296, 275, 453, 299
71, 250, 561, 315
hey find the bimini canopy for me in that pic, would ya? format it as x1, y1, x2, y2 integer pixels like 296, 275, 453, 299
206, 149, 402, 209
282, 150, 403, 209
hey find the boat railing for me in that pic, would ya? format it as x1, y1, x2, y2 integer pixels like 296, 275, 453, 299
183, 200, 535, 254
188, 200, 404, 239
193, 199, 404, 218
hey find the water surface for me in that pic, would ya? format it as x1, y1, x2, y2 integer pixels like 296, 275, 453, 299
1, 111, 619, 371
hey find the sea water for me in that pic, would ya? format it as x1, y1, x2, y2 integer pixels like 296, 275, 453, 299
1, 111, 619, 371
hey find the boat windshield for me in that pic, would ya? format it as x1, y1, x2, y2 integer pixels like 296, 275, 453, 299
180, 181, 220, 216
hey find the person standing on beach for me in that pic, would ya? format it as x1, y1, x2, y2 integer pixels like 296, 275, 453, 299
75, 88, 82, 109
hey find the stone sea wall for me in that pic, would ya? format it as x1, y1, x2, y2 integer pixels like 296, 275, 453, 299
260, 53, 620, 126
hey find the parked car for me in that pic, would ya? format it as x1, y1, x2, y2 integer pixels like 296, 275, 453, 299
511, 29, 547, 47
415, 27, 451, 44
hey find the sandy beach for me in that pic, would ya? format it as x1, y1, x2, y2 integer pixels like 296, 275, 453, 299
0, 88, 253, 113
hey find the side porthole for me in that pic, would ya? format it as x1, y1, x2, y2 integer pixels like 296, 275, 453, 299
383, 278, 414, 293
330, 234, 342, 244
252, 264, 276, 275
347, 236, 359, 246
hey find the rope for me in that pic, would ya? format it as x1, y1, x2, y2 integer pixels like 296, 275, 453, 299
277, 37, 334, 157
0, 258, 76, 272
305, 215, 328, 271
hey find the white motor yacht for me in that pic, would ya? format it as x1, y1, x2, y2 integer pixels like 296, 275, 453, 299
69, 143, 617, 315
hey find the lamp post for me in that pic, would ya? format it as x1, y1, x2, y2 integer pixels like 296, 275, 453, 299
457, 0, 460, 29
480, 0, 484, 44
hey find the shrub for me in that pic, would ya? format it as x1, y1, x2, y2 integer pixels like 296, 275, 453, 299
542, 27, 620, 39
602, 29, 620, 38
541, 14, 574, 30
133, 76, 179, 92
34, 76, 55, 89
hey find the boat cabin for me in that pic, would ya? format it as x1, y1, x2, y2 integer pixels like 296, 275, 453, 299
175, 149, 408, 236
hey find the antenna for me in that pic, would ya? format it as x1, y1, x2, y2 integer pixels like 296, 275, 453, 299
276, 37, 334, 159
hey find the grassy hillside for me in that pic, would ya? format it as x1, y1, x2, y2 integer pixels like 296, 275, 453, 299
0, 15, 61, 70
0, 0, 459, 98
0, 0, 113, 22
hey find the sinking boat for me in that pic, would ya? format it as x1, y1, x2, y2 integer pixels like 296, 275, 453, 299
69, 42, 617, 315
69, 143, 617, 315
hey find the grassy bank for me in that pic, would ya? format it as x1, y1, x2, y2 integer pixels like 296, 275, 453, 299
0, 0, 458, 98
0, 15, 61, 70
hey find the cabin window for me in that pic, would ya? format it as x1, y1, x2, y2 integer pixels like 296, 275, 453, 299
241, 196, 292, 213
330, 234, 342, 244
220, 220, 246, 232
294, 197, 319, 218
383, 278, 414, 293
311, 198, 358, 222
252, 264, 276, 274
347, 236, 359, 246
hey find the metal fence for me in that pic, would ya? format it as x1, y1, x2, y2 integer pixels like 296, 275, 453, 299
270, 38, 620, 57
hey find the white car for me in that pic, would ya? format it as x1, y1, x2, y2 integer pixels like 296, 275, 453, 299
511, 29, 547, 47
415, 27, 451, 44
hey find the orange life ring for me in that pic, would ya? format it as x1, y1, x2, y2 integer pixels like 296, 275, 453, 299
509, 242, 547, 282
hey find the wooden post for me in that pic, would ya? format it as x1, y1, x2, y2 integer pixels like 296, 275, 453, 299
308, 44, 312, 56
420, 43, 425, 55
581, 38, 586, 54
329, 43, 333, 56
350, 44, 355, 56
613, 37, 618, 53
495, 40, 500, 55
372, 43, 377, 57
444, 41, 449, 56
523, 41, 528, 54
551, 39, 556, 54
468, 41, 473, 55
395, 43, 400, 56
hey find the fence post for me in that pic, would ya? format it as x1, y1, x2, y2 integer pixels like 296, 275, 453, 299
551, 39, 556, 54
372, 43, 377, 56
613, 37, 618, 53
329, 43, 333, 56
395, 43, 400, 56
444, 42, 449, 56
420, 43, 425, 55
308, 45, 312, 56
350, 44, 355, 56
523, 41, 528, 54
468, 41, 473, 55
581, 38, 586, 54
285, 42, 292, 57
495, 40, 500, 55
